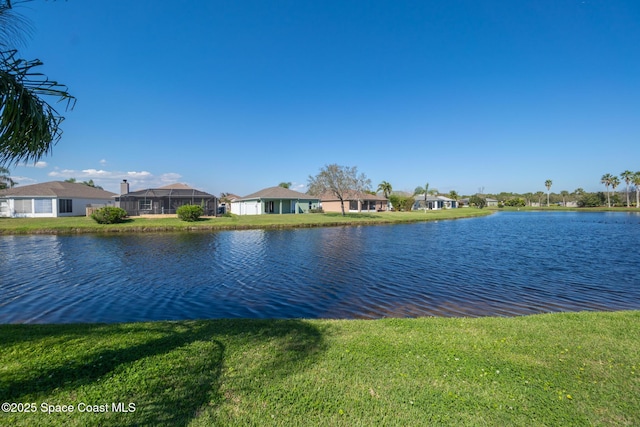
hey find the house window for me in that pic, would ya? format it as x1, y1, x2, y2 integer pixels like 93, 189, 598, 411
59, 199, 73, 213
349, 200, 358, 211
139, 200, 152, 210
266, 201, 275, 213
34, 199, 53, 214
14, 199, 32, 214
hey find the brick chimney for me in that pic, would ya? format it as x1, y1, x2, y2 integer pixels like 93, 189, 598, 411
120, 179, 130, 195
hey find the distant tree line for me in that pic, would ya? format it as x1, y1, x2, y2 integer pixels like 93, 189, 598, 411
467, 171, 640, 209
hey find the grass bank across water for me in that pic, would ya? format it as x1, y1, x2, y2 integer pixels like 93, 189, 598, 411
0, 209, 492, 234
1, 311, 639, 426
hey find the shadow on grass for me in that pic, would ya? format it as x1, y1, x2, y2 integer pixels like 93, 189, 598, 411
0, 319, 325, 426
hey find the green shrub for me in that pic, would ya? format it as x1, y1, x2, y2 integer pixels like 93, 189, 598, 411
505, 198, 526, 207
177, 204, 204, 222
91, 206, 128, 224
388, 194, 415, 211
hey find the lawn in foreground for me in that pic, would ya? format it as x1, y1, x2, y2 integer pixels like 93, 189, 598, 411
1, 311, 638, 426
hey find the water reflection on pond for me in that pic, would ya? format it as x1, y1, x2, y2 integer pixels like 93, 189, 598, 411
1, 211, 639, 323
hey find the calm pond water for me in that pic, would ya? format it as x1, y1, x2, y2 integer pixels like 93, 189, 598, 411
1, 211, 639, 323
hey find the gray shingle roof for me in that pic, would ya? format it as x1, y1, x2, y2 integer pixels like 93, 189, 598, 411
318, 191, 388, 202
124, 183, 215, 198
236, 186, 319, 201
0, 181, 116, 199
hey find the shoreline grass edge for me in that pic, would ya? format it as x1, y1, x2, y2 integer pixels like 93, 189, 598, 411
0, 209, 493, 235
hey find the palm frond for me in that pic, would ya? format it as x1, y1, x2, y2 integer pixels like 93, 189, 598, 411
0, 49, 75, 165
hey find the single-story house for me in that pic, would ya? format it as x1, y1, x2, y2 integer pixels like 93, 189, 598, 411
115, 181, 218, 216
319, 191, 389, 213
218, 193, 241, 215
230, 186, 320, 215
412, 195, 458, 210
0, 181, 117, 218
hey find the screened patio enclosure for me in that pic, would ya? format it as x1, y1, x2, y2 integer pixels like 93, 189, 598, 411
116, 184, 217, 216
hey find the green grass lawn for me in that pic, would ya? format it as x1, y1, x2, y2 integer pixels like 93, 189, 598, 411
0, 209, 492, 234
1, 311, 639, 426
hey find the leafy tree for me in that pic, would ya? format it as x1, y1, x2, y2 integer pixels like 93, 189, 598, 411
64, 177, 103, 190
388, 194, 414, 211
1, 1, 75, 166
83, 179, 103, 190
278, 182, 291, 189
544, 179, 552, 206
0, 165, 16, 189
307, 164, 370, 216
577, 192, 604, 208
469, 195, 487, 209
601, 173, 614, 208
620, 170, 633, 207
377, 181, 392, 198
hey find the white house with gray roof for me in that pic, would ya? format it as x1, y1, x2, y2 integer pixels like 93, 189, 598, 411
0, 181, 116, 218
412, 195, 458, 210
230, 186, 320, 215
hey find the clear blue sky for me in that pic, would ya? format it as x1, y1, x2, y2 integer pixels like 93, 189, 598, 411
8, 0, 640, 196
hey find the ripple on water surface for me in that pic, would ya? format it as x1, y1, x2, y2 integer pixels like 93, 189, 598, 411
1, 212, 640, 323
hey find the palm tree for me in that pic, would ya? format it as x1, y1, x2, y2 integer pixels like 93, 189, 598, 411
601, 174, 614, 208
413, 183, 429, 210
633, 172, 640, 209
560, 190, 569, 207
1, 1, 75, 165
610, 176, 620, 206
377, 181, 392, 198
621, 170, 634, 207
0, 165, 16, 189
377, 181, 392, 211
544, 179, 552, 207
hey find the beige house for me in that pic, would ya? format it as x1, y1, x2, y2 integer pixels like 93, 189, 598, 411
319, 191, 389, 213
